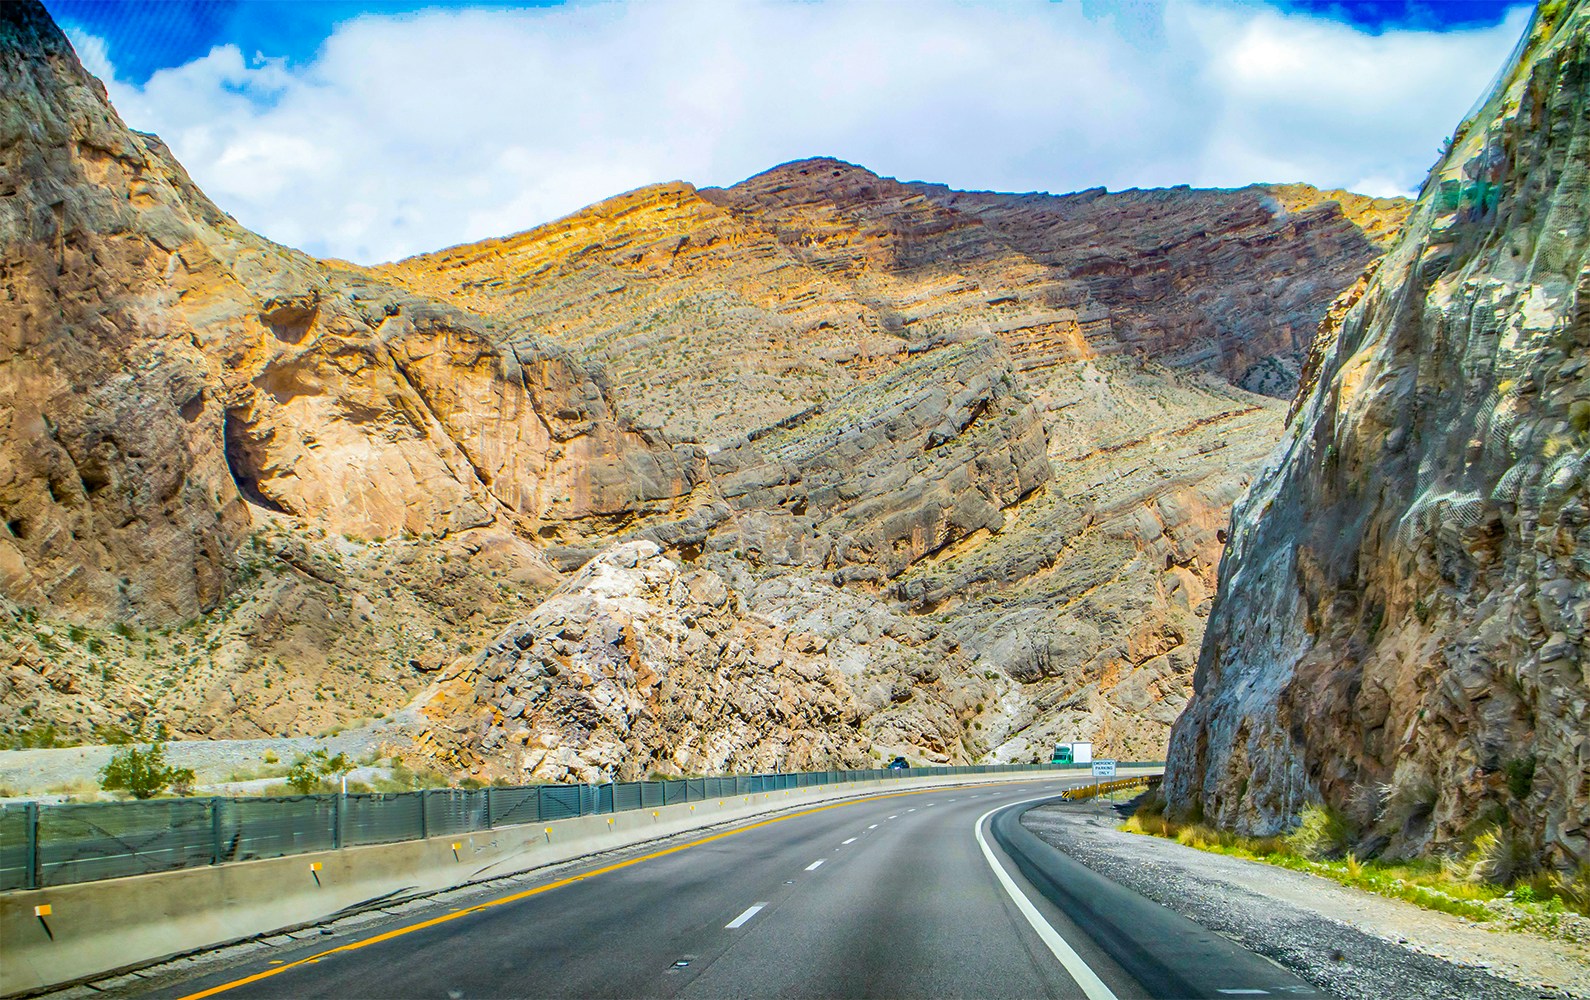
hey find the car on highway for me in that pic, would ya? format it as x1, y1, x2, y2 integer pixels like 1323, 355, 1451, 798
887, 756, 909, 770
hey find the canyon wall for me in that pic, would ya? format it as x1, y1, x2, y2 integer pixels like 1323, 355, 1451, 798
0, 0, 697, 738
2, 0, 1410, 779
1166, 1, 1589, 871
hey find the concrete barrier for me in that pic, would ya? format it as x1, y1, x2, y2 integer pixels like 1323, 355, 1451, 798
0, 768, 1155, 997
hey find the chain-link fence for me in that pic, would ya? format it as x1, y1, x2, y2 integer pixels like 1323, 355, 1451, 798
0, 760, 1161, 891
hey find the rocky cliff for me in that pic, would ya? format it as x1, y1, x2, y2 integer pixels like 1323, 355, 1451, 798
0, 0, 698, 739
2, 0, 1406, 777
378, 156, 1402, 779
1166, 0, 1589, 874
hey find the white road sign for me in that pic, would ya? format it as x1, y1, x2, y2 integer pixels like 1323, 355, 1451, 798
1091, 760, 1117, 778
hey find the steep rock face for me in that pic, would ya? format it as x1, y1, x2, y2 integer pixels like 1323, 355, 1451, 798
379, 159, 1406, 448
0, 1, 701, 739
694, 336, 1050, 581
1167, 2, 1590, 870
416, 541, 916, 779
912, 181, 1407, 396
373, 157, 1405, 773
0, 2, 693, 623
895, 360, 1284, 763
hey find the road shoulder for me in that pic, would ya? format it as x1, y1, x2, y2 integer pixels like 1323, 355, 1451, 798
1022, 800, 1589, 1000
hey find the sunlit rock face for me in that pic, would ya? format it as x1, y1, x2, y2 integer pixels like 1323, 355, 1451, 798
0, 0, 696, 738
376, 151, 1404, 776
1167, 2, 1590, 871
1, 0, 1405, 772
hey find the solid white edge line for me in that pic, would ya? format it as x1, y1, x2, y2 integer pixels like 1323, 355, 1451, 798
805, 859, 825, 870
725, 903, 767, 929
974, 796, 1120, 1000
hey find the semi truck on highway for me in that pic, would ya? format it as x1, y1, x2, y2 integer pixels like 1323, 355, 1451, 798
1051, 741, 1092, 765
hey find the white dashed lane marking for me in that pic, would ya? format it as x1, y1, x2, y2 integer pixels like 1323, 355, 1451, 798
725, 903, 766, 929
842, 837, 857, 845
805, 859, 825, 871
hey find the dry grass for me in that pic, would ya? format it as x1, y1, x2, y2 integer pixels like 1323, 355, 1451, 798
1121, 803, 1589, 933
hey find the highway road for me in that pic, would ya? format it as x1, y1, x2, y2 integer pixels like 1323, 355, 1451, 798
145, 778, 1327, 1000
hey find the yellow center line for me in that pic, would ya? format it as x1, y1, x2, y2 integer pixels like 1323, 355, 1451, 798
176, 779, 1067, 1000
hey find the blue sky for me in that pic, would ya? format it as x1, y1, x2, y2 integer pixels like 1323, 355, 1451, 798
46, 0, 1533, 263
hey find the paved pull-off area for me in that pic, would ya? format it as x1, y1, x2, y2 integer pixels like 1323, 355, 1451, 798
65, 779, 1573, 1000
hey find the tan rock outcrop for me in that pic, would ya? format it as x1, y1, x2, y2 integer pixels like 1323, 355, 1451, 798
0, 1, 696, 738
1167, 1, 1590, 871
415, 541, 982, 780
1, 0, 1404, 772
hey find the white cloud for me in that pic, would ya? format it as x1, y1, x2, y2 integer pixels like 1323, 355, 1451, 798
67, 0, 1530, 264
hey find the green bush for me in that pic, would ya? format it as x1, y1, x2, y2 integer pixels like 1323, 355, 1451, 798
285, 749, 353, 793
1465, 825, 1536, 885
1505, 756, 1536, 800
100, 743, 195, 799
1286, 803, 1357, 860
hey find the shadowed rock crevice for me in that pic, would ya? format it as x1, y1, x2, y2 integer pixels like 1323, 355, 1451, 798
222, 410, 286, 514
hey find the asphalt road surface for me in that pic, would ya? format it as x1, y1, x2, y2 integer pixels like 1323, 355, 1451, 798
144, 778, 1329, 1000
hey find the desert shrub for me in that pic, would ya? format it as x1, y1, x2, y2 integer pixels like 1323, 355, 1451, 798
1504, 756, 1536, 800
1377, 768, 1438, 830
1286, 803, 1357, 860
1, 723, 70, 749
1465, 825, 1536, 886
285, 749, 353, 794
100, 743, 195, 799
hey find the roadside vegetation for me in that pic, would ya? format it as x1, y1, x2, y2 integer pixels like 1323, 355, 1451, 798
99, 740, 196, 799
1121, 793, 1590, 938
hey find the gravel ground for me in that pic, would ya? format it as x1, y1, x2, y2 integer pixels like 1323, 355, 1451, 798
0, 713, 423, 798
1023, 799, 1590, 1000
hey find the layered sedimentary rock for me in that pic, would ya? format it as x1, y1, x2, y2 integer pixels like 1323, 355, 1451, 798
384, 157, 1397, 778
1167, 1, 1590, 871
0, 1, 696, 738
379, 159, 1406, 445
914, 181, 1407, 396
2, 0, 1405, 772
419, 540, 992, 780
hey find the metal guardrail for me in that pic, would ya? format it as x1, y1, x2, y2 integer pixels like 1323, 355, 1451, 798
1058, 774, 1163, 801
0, 760, 1163, 891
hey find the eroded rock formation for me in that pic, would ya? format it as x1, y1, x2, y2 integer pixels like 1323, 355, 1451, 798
2, 0, 1408, 776
0, 0, 696, 738
1167, 1, 1590, 871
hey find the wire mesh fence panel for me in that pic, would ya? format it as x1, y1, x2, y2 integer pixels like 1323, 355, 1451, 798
614, 782, 642, 813
539, 785, 583, 821
343, 793, 423, 847
8, 759, 1150, 886
39, 799, 213, 886
223, 796, 336, 863
424, 790, 487, 838
0, 805, 29, 890
488, 787, 539, 828
637, 782, 663, 809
